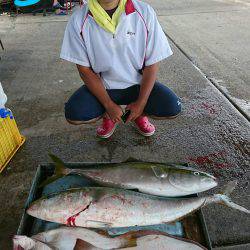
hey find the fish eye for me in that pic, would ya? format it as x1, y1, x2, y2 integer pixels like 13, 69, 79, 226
194, 172, 200, 176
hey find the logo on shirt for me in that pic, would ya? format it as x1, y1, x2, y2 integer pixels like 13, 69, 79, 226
127, 31, 136, 36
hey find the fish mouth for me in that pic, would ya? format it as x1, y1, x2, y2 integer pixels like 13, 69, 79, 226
26, 202, 39, 217
13, 235, 23, 240
169, 173, 218, 193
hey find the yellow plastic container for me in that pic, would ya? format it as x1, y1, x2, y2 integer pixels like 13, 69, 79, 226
0, 111, 25, 173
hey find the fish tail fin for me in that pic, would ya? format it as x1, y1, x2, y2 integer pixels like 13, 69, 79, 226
216, 181, 250, 214
222, 180, 238, 196
39, 153, 69, 187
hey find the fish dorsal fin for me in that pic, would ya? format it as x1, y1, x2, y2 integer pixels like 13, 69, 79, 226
48, 153, 66, 175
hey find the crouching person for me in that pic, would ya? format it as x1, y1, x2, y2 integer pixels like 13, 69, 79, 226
60, 0, 181, 138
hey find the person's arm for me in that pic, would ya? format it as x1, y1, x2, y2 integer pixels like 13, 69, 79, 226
126, 63, 159, 122
126, 4, 173, 122
77, 65, 123, 122
60, 14, 122, 122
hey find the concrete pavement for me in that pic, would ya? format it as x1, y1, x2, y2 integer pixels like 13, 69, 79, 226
214, 243, 250, 250
0, 1, 249, 249
146, 0, 250, 119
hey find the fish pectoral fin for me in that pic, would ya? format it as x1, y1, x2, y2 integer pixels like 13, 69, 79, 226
151, 166, 168, 179
86, 220, 113, 228
91, 189, 107, 203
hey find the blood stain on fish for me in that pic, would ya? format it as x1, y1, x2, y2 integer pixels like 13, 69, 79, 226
66, 202, 92, 226
142, 202, 149, 208
111, 195, 127, 205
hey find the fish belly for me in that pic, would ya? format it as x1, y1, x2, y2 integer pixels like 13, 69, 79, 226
74, 194, 206, 228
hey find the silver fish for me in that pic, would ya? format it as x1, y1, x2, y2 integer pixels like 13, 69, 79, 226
13, 228, 206, 250
13, 227, 133, 250
41, 154, 218, 197
27, 181, 249, 228
13, 235, 51, 250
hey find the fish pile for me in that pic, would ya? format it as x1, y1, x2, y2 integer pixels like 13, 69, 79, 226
13, 227, 206, 250
14, 154, 250, 249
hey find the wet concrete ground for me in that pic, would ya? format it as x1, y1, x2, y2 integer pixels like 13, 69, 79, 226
147, 0, 250, 118
0, 1, 249, 249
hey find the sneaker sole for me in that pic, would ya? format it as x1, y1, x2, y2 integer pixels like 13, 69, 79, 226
97, 123, 118, 139
134, 124, 155, 137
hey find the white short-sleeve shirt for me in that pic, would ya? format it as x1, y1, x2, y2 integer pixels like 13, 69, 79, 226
60, 0, 173, 89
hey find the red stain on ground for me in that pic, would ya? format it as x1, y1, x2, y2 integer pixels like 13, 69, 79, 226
201, 102, 217, 114
187, 151, 231, 169
189, 101, 219, 116
189, 155, 213, 165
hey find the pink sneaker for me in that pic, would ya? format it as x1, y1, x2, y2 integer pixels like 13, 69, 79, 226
134, 116, 155, 137
96, 117, 118, 139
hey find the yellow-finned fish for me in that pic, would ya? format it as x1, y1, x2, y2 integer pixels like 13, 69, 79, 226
40, 154, 218, 197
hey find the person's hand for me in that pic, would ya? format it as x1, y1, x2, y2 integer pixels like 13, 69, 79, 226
126, 101, 145, 123
105, 102, 123, 123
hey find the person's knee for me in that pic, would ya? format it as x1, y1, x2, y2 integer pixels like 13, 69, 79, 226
149, 99, 182, 120
170, 99, 182, 116
64, 101, 101, 124
65, 101, 80, 122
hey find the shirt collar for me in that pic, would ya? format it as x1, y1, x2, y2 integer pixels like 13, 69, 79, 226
88, 0, 135, 16
125, 0, 135, 15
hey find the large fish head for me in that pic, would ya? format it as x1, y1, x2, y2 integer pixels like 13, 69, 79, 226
27, 189, 93, 223
169, 169, 217, 195
13, 235, 36, 250
13, 235, 52, 250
